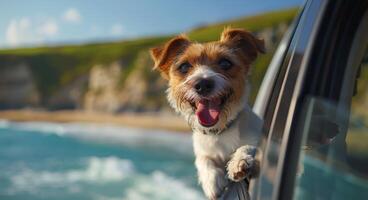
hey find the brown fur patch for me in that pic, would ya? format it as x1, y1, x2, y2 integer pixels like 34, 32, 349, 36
150, 35, 190, 79
221, 27, 265, 63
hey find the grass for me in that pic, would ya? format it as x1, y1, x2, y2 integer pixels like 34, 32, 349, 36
188, 8, 298, 42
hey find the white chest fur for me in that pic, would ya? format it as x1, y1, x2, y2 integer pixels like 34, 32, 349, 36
193, 126, 240, 163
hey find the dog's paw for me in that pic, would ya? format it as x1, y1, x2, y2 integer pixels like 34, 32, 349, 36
226, 145, 260, 182
201, 169, 228, 200
227, 155, 255, 182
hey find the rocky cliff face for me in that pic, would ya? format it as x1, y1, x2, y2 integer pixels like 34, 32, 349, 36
0, 63, 39, 109
84, 62, 123, 112
118, 51, 168, 112
84, 51, 169, 113
0, 52, 167, 112
47, 75, 88, 110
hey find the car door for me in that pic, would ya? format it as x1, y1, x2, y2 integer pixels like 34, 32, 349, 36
252, 0, 368, 200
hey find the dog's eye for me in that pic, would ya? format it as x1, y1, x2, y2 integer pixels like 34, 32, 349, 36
218, 58, 232, 70
178, 62, 192, 74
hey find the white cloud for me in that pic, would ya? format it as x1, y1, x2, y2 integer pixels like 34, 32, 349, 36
39, 20, 58, 36
5, 20, 19, 46
111, 24, 124, 36
5, 17, 32, 46
63, 8, 81, 23
4, 17, 60, 47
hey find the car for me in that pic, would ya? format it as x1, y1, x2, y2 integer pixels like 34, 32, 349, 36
221, 0, 368, 199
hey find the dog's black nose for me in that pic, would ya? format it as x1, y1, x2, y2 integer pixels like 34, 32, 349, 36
194, 79, 214, 95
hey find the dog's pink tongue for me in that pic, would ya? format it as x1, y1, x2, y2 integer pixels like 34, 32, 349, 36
195, 99, 221, 127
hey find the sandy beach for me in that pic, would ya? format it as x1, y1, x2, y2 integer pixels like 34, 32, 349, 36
0, 110, 190, 132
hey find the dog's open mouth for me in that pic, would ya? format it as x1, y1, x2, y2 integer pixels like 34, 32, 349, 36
189, 94, 230, 127
195, 98, 221, 127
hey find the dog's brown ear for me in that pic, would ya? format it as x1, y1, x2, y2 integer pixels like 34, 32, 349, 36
150, 35, 190, 79
221, 28, 265, 63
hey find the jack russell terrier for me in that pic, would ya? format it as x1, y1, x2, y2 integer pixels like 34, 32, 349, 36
150, 28, 265, 200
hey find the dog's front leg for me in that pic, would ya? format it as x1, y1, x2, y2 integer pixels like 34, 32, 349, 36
195, 156, 228, 200
226, 145, 260, 182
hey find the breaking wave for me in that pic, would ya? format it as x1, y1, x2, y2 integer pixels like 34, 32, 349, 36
10, 157, 134, 187
6, 156, 204, 200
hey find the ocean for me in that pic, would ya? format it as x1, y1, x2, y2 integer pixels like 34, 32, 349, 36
0, 120, 205, 200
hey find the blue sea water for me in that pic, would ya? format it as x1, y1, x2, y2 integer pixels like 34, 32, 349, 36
0, 120, 205, 200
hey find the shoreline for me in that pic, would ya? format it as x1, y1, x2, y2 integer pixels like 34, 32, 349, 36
0, 110, 191, 133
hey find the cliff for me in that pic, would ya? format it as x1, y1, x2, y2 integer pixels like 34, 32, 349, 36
0, 60, 39, 109
0, 8, 297, 112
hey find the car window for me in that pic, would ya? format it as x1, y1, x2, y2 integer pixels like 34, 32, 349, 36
347, 49, 368, 178
292, 13, 368, 200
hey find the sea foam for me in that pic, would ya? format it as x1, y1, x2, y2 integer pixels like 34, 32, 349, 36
7, 156, 204, 200
9, 157, 134, 191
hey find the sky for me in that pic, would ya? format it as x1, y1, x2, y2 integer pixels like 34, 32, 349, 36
0, 0, 303, 48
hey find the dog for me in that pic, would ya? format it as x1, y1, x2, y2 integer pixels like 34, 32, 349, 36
150, 28, 265, 200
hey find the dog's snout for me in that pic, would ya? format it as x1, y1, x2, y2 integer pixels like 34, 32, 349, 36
194, 79, 214, 95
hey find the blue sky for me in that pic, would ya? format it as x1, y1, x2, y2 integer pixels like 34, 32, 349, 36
0, 0, 303, 48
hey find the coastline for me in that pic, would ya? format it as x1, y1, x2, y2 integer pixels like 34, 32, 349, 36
0, 110, 191, 133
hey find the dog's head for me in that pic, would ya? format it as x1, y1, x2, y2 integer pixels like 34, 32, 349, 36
150, 28, 265, 134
